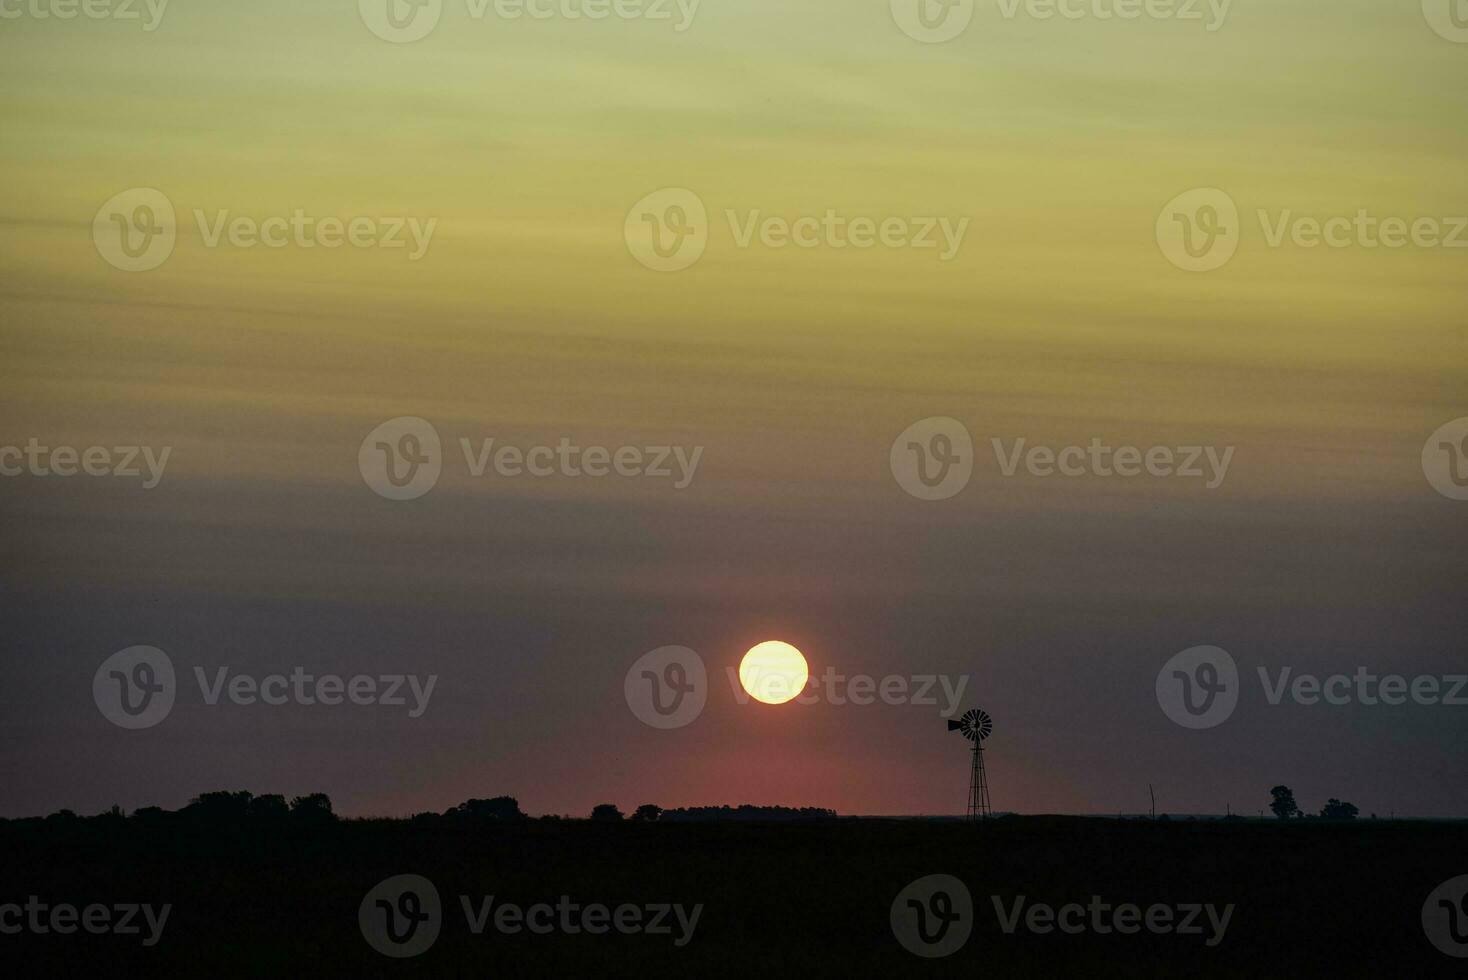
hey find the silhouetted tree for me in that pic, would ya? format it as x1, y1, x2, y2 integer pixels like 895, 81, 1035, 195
289, 793, 335, 822
591, 803, 624, 822
1269, 786, 1302, 820
659, 805, 837, 822
631, 804, 662, 822
451, 797, 525, 821
1319, 799, 1359, 821
185, 791, 255, 821
249, 794, 290, 820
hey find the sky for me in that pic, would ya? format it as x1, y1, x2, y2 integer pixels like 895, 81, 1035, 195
0, 0, 1465, 819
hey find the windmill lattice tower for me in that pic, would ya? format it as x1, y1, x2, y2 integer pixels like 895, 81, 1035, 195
946, 708, 993, 820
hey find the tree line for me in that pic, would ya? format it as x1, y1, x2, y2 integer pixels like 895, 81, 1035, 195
1269, 786, 1361, 820
0, 793, 838, 826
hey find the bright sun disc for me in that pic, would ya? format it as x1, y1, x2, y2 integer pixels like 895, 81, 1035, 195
739, 641, 809, 705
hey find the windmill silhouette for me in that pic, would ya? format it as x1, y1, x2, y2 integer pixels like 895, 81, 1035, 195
946, 708, 992, 820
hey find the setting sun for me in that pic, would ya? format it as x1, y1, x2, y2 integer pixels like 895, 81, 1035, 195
738, 641, 810, 706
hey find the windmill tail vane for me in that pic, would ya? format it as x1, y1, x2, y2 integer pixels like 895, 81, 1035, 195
946, 708, 993, 821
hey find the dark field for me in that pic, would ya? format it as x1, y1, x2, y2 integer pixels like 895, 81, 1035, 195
2, 816, 1465, 977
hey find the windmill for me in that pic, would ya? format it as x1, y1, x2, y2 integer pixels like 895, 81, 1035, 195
946, 708, 993, 820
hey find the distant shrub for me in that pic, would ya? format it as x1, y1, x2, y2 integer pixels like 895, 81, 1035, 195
289, 794, 336, 822
660, 805, 837, 822
448, 797, 526, 822
185, 791, 255, 821
249, 795, 290, 820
